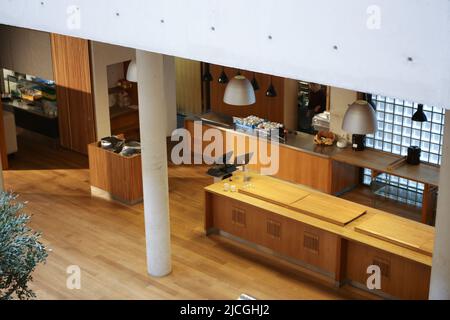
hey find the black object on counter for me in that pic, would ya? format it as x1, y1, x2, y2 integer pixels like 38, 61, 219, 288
407, 146, 421, 165
352, 134, 366, 151
207, 151, 236, 179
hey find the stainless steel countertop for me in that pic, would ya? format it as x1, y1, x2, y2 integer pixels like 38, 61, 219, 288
187, 112, 342, 159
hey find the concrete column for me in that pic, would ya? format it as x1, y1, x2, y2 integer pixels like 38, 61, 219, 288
430, 111, 450, 299
136, 50, 172, 277
163, 55, 177, 137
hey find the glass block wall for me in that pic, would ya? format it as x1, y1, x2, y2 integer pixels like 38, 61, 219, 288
363, 95, 445, 207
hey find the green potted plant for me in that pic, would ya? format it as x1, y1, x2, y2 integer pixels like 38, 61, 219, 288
0, 192, 48, 300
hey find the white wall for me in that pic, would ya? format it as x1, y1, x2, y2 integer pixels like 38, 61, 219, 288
329, 87, 358, 141
106, 62, 124, 90
0, 0, 448, 109
90, 41, 135, 139
0, 25, 53, 80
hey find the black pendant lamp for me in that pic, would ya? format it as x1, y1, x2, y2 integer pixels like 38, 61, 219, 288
412, 104, 428, 122
265, 76, 277, 97
251, 72, 260, 91
218, 67, 229, 84
202, 63, 213, 82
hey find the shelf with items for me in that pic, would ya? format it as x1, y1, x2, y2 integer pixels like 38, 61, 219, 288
2, 98, 57, 119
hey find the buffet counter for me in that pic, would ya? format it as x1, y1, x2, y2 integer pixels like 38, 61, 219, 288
205, 172, 433, 299
192, 112, 340, 158
185, 114, 359, 194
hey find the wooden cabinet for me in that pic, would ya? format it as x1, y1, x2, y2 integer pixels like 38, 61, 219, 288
51, 34, 96, 154
88, 142, 143, 204
209, 194, 339, 276
345, 241, 430, 299
205, 173, 432, 299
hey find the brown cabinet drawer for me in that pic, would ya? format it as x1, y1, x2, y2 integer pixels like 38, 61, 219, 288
345, 241, 431, 299
211, 195, 339, 276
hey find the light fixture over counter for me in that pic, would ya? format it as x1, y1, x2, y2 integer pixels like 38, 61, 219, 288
218, 67, 229, 84
342, 100, 377, 151
126, 59, 138, 82
202, 63, 213, 82
251, 72, 260, 91
412, 104, 428, 122
223, 75, 256, 106
265, 76, 277, 97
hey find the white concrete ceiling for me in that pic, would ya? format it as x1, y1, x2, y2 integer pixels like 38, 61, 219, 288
0, 0, 449, 108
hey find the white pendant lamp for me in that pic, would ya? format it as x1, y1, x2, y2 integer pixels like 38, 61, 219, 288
342, 100, 377, 151
126, 59, 138, 82
223, 75, 256, 106
342, 100, 377, 134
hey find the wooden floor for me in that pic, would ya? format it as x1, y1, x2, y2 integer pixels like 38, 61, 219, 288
2, 132, 375, 300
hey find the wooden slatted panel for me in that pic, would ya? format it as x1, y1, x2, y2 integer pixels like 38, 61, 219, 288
266, 219, 281, 239
231, 207, 246, 227
303, 231, 320, 254
51, 34, 96, 154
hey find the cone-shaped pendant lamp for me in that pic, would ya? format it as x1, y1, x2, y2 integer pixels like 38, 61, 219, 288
218, 67, 229, 84
202, 63, 213, 82
223, 75, 256, 106
266, 76, 277, 97
126, 59, 138, 82
412, 104, 428, 122
342, 100, 377, 151
342, 100, 377, 134
251, 72, 260, 91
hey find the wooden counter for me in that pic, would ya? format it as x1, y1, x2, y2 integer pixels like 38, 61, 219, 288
185, 119, 359, 195
332, 147, 440, 224
205, 172, 433, 299
88, 141, 143, 204
331, 147, 440, 186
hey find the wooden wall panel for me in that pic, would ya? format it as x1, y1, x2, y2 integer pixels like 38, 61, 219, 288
274, 145, 331, 193
210, 64, 285, 123
345, 241, 431, 299
330, 160, 360, 195
51, 34, 96, 154
175, 58, 203, 115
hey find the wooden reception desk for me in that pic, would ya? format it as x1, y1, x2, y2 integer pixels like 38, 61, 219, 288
205, 172, 434, 300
